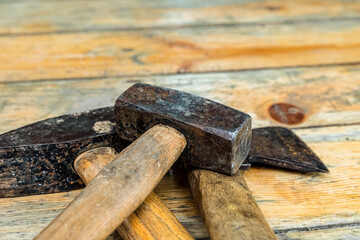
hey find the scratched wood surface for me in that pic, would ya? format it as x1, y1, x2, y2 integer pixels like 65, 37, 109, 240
0, 0, 359, 239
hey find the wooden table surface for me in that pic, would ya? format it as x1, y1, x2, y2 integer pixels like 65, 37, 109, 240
0, 0, 360, 239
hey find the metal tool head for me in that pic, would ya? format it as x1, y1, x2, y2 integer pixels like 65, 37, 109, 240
249, 127, 329, 173
0, 107, 124, 197
115, 83, 252, 175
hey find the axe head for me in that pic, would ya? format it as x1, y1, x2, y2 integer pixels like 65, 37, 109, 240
115, 83, 252, 175
249, 127, 329, 173
0, 107, 124, 197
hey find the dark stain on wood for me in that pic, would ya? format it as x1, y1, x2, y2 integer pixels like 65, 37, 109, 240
268, 102, 305, 125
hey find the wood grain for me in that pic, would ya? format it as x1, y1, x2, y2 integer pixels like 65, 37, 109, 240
278, 226, 360, 240
247, 140, 360, 231
35, 125, 186, 240
0, 19, 360, 82
1, 126, 358, 239
188, 169, 277, 240
1, 0, 359, 238
0, 0, 359, 35
0, 165, 208, 240
74, 147, 194, 240
1, 64, 359, 133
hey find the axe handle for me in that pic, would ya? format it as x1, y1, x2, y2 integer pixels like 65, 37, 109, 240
74, 146, 193, 240
187, 169, 277, 240
35, 125, 186, 240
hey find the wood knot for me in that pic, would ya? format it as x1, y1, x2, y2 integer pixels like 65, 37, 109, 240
268, 103, 305, 125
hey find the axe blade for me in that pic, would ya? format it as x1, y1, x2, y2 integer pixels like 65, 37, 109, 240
249, 127, 329, 173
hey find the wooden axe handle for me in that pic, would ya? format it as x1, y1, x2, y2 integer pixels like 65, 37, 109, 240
187, 169, 277, 240
74, 146, 193, 240
35, 125, 187, 240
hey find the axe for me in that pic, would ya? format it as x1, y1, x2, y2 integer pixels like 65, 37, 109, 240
0, 83, 328, 239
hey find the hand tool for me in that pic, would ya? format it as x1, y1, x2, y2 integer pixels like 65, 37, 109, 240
0, 108, 327, 198
36, 124, 187, 240
74, 146, 193, 240
114, 83, 328, 240
35, 82, 255, 240
0, 107, 194, 240
3, 83, 326, 240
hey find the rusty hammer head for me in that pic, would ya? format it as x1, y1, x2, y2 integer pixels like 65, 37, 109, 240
115, 83, 252, 175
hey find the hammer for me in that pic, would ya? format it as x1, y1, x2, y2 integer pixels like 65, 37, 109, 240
35, 83, 277, 239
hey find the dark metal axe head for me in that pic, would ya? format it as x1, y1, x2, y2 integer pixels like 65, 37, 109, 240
0, 107, 124, 198
115, 83, 252, 175
249, 127, 329, 173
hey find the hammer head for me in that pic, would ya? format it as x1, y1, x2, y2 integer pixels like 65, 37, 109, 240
115, 83, 252, 175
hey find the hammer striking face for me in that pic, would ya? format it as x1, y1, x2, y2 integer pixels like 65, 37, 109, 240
115, 83, 252, 175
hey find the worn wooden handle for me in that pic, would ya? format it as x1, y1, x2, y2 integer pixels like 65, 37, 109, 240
187, 169, 277, 240
74, 146, 193, 240
35, 125, 187, 240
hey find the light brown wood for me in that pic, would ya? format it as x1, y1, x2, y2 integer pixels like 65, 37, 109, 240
74, 147, 194, 240
1, 0, 359, 35
1, 63, 360, 133
278, 226, 360, 240
0, 19, 360, 82
1, 69, 359, 239
117, 192, 193, 240
0, 130, 359, 239
1, 0, 359, 238
35, 125, 186, 240
74, 147, 118, 185
0, 165, 208, 239
188, 169, 277, 240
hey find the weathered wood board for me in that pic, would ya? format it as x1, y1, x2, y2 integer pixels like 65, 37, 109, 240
0, 0, 359, 35
1, 125, 359, 239
0, 19, 360, 82
0, 0, 359, 239
1, 66, 360, 239
278, 226, 360, 240
1, 64, 359, 132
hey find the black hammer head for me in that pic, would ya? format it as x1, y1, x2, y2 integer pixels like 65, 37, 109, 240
115, 83, 252, 175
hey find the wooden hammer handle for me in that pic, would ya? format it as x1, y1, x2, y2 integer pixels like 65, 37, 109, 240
74, 146, 193, 240
35, 125, 187, 240
187, 169, 277, 240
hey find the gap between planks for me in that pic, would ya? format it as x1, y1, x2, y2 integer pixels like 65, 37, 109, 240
0, 0, 359, 35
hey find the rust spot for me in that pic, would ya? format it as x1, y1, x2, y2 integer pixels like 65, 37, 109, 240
268, 103, 305, 125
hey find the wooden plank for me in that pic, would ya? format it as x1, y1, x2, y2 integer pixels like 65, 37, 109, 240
0, 166, 207, 240
0, 0, 359, 35
1, 64, 359, 133
277, 226, 360, 240
247, 138, 360, 231
1, 64, 359, 238
0, 19, 360, 82
0, 125, 358, 239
